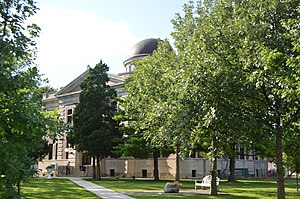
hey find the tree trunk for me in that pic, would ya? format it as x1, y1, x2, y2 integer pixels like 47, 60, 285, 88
17, 181, 21, 195
153, 149, 160, 181
92, 155, 96, 179
296, 172, 299, 191
210, 134, 218, 196
96, 156, 101, 180
175, 144, 180, 182
228, 156, 236, 182
275, 128, 285, 199
228, 144, 236, 182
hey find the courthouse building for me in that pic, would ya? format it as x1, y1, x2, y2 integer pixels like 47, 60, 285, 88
39, 38, 268, 179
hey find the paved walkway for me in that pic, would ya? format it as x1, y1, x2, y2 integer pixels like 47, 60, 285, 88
68, 177, 134, 199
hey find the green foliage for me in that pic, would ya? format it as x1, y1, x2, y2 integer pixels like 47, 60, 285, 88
124, 40, 194, 154
70, 61, 121, 161
113, 109, 152, 159
114, 99, 173, 160
114, 99, 173, 181
0, 1, 59, 198
45, 108, 68, 143
284, 129, 300, 174
0, 0, 40, 63
170, 0, 300, 198
124, 0, 300, 197
37, 85, 58, 98
123, 40, 188, 181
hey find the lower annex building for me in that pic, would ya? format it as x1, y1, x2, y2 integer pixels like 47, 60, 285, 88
39, 38, 268, 179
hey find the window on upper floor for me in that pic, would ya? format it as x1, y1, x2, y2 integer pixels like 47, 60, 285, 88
48, 144, 53, 160
67, 109, 73, 126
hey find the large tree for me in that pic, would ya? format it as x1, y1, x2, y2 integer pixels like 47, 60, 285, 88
123, 40, 197, 182
71, 61, 121, 180
171, 1, 300, 198
124, 1, 300, 197
0, 1, 56, 198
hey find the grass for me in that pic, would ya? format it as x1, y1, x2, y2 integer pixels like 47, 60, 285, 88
20, 177, 300, 199
88, 178, 300, 199
21, 178, 99, 199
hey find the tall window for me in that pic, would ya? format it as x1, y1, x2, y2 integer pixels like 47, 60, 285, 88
240, 147, 245, 159
48, 144, 53, 160
55, 143, 58, 160
65, 141, 69, 159
67, 109, 73, 126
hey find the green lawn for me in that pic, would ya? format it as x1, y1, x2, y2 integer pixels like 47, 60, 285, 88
88, 178, 300, 199
21, 178, 99, 199
20, 178, 300, 199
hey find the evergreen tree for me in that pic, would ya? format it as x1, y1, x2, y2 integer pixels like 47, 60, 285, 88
71, 61, 121, 179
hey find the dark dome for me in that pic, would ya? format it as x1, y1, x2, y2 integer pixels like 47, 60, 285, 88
130, 38, 159, 57
122, 38, 173, 69
123, 38, 159, 67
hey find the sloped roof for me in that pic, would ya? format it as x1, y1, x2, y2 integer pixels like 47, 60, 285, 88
55, 69, 124, 97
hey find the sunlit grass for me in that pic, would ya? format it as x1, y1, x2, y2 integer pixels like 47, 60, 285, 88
21, 178, 99, 199
88, 178, 300, 199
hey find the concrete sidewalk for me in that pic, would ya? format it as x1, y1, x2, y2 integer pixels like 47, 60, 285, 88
68, 177, 134, 199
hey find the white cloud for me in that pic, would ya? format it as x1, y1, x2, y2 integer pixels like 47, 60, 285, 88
31, 6, 141, 88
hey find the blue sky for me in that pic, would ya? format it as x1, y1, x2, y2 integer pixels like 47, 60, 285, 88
32, 0, 187, 88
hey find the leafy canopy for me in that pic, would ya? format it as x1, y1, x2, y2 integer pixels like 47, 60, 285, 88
0, 0, 59, 198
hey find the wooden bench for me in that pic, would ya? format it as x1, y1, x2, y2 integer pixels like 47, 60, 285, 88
195, 175, 220, 190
